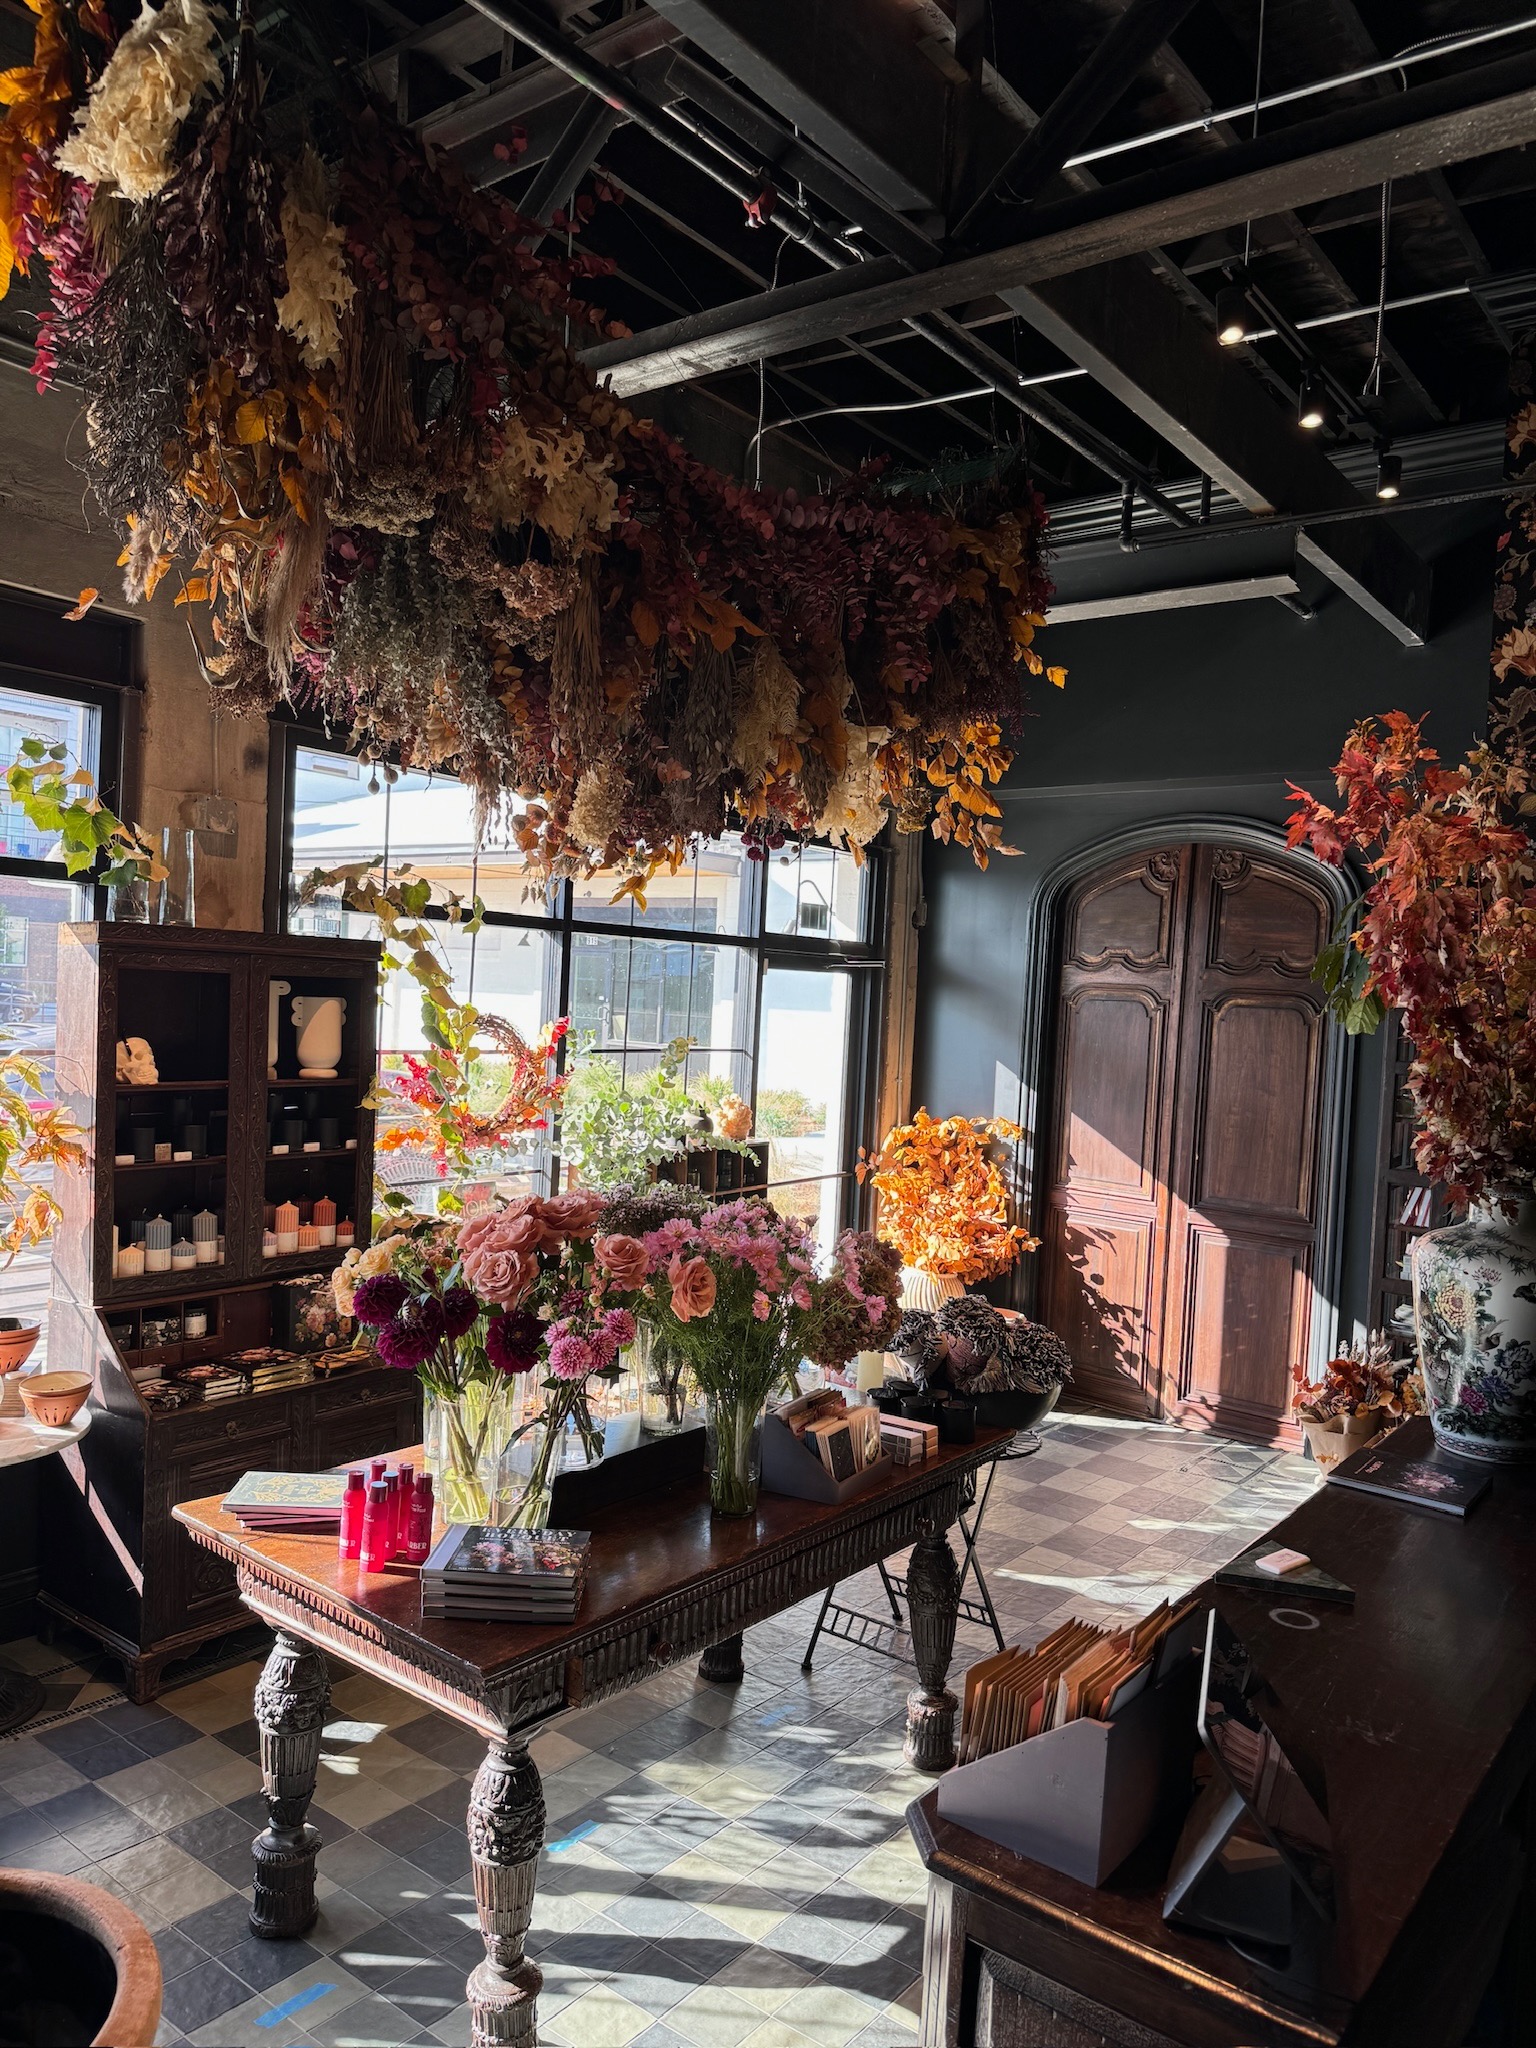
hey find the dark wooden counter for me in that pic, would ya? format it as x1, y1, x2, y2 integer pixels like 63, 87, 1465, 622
908, 1420, 1536, 2048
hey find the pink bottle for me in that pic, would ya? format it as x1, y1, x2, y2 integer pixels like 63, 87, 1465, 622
406, 1473, 434, 1566
360, 1481, 391, 1573
395, 1463, 414, 1555
338, 1469, 365, 1561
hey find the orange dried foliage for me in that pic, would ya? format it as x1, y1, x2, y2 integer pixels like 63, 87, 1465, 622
858, 1108, 1036, 1281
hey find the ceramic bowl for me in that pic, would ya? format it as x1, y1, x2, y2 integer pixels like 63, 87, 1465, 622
18, 1371, 92, 1429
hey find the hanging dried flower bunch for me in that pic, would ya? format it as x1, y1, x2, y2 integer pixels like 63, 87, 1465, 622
2, 1, 1061, 893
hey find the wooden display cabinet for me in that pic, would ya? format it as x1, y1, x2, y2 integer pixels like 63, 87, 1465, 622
40, 924, 421, 1701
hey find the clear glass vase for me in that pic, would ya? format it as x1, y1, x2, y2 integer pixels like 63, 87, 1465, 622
704, 1390, 764, 1517
424, 1376, 529, 1526
502, 1378, 608, 1529
635, 1324, 693, 1437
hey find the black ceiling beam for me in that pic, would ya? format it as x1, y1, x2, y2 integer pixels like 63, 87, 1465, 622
951, 0, 1205, 241
581, 45, 1536, 395
1006, 261, 1431, 644
519, 96, 619, 232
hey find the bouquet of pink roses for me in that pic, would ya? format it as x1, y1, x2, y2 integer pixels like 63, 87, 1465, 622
637, 1197, 901, 1513
340, 1193, 651, 1523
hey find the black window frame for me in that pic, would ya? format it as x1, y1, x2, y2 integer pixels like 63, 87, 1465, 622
268, 720, 889, 1231
0, 660, 128, 904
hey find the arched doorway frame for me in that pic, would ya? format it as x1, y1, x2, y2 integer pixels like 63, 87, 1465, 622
1014, 817, 1357, 1384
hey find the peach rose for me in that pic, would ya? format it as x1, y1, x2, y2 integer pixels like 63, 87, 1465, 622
667, 1254, 717, 1323
595, 1234, 650, 1290
541, 1191, 607, 1237
463, 1246, 537, 1308
494, 1213, 547, 1258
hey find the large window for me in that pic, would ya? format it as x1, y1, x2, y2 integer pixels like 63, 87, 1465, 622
0, 675, 122, 1351
276, 733, 887, 1251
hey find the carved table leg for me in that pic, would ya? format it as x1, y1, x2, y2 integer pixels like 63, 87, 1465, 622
250, 1633, 331, 1938
699, 1632, 745, 1683
467, 1734, 545, 2048
904, 1518, 962, 1772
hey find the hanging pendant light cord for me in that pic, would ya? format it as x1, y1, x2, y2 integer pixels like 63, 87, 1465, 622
1366, 180, 1392, 401
1241, 0, 1267, 270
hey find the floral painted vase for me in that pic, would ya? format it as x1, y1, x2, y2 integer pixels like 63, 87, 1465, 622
1409, 1197, 1536, 1463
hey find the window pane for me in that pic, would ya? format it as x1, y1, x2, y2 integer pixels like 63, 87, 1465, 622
376, 921, 561, 1210
0, 685, 100, 861
569, 934, 754, 1095
573, 833, 758, 938
757, 965, 852, 1259
764, 842, 867, 942
0, 874, 89, 1359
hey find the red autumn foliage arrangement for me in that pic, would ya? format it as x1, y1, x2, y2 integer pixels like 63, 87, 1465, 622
1286, 712, 1536, 1202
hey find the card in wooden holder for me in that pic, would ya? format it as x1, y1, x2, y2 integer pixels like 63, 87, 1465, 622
761, 1393, 894, 1503
935, 1646, 1202, 1886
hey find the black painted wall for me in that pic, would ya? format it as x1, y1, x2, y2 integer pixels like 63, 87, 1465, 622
911, 504, 1498, 1350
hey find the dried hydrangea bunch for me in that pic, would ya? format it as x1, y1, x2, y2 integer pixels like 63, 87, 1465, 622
1001, 1319, 1074, 1393
937, 1295, 1009, 1382
890, 1309, 948, 1389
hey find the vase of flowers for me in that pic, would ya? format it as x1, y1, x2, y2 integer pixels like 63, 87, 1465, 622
337, 1188, 642, 1526
1289, 716, 1536, 1460
639, 1199, 902, 1516
860, 1110, 1036, 1309
1291, 1335, 1422, 1473
633, 1323, 694, 1436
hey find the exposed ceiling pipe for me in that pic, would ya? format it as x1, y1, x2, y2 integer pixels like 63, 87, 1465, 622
459, 0, 1192, 519
1062, 13, 1536, 172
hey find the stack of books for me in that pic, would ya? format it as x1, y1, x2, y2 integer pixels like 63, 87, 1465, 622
421, 1526, 591, 1622
959, 1598, 1202, 1761
222, 1471, 349, 1533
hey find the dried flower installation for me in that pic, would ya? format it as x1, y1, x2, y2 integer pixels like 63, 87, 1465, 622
2, 2, 1061, 892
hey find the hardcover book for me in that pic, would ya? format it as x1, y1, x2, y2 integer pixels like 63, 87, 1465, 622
422, 1525, 591, 1585
1328, 1447, 1489, 1517
223, 1472, 349, 1521
1215, 1540, 1355, 1605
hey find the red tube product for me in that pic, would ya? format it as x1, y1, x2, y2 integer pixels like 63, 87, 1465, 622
406, 1473, 433, 1565
383, 1473, 399, 1560
396, 1462, 415, 1547
360, 1480, 391, 1572
339, 1469, 365, 1561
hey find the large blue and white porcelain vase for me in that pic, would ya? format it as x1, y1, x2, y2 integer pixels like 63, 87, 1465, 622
1409, 1196, 1536, 1463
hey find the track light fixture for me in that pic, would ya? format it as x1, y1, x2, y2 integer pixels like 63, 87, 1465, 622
1216, 271, 1252, 347
1376, 447, 1402, 500
1297, 371, 1329, 432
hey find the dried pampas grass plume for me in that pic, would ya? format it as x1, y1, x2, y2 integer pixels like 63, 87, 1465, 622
57, 0, 222, 202
729, 638, 800, 781
276, 147, 355, 369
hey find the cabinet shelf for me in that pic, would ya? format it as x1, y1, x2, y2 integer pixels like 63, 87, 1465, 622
45, 921, 396, 1703
114, 1155, 228, 1174
114, 1079, 230, 1094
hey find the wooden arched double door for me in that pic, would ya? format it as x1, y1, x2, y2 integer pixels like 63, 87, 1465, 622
1038, 841, 1333, 1443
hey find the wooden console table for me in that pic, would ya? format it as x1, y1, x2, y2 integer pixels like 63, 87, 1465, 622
906, 1418, 1536, 2048
175, 1429, 1008, 2046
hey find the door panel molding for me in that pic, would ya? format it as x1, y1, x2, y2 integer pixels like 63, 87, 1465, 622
1019, 820, 1355, 1439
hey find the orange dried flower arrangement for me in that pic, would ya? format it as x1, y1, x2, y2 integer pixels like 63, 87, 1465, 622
859, 1109, 1036, 1282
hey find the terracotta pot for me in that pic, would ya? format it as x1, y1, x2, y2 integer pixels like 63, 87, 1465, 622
0, 1322, 40, 1374
0, 1869, 162, 2047
18, 1369, 91, 1428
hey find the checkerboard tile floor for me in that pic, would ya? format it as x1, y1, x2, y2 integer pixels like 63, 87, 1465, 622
0, 1413, 1315, 2047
